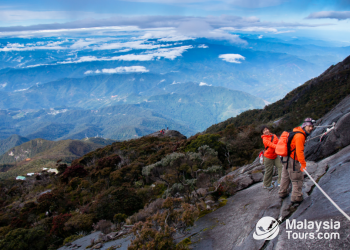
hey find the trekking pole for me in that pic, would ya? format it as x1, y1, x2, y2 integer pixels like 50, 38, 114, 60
303, 168, 350, 221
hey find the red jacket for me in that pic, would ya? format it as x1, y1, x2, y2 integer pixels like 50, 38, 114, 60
289, 127, 307, 171
261, 134, 279, 160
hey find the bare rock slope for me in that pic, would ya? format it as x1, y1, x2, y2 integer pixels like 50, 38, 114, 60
179, 94, 350, 250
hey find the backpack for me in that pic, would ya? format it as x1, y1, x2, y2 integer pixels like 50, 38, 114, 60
275, 131, 306, 170
259, 135, 274, 164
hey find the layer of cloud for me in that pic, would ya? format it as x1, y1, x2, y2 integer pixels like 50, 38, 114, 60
61, 45, 193, 64
219, 54, 245, 63
221, 26, 295, 34
199, 82, 211, 86
92, 40, 174, 50
306, 11, 350, 20
85, 66, 149, 74
0, 10, 109, 22
0, 36, 179, 53
0, 41, 65, 51
0, 15, 330, 38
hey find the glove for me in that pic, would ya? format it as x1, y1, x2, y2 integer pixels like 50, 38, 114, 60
300, 164, 306, 172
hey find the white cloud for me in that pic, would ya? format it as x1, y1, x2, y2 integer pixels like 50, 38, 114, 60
0, 25, 139, 38
158, 36, 194, 42
198, 44, 208, 48
0, 41, 65, 51
140, 29, 195, 42
0, 15, 330, 41
222, 26, 279, 33
14, 88, 29, 92
199, 82, 211, 86
219, 54, 245, 63
258, 35, 263, 39
103, 66, 149, 73
26, 63, 52, 68
85, 66, 149, 74
70, 38, 110, 49
61, 45, 193, 64
117, 48, 132, 52
306, 11, 350, 20
92, 40, 173, 50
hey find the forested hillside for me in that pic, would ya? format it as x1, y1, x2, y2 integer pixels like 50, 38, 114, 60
0, 55, 349, 250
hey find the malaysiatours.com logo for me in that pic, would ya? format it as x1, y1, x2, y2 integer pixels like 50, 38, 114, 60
253, 217, 341, 240
286, 219, 340, 240
253, 216, 282, 240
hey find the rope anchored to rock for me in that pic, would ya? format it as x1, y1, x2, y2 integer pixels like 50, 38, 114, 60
306, 122, 336, 142
304, 168, 350, 222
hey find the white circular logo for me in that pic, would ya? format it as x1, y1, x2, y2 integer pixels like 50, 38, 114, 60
253, 216, 281, 240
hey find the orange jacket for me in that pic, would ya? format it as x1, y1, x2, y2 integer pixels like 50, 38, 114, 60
289, 127, 307, 170
261, 134, 279, 159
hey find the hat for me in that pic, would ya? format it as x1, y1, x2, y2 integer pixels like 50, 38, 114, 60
260, 125, 269, 134
301, 118, 316, 128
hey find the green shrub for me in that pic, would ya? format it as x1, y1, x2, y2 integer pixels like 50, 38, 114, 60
185, 134, 223, 153
113, 213, 127, 224
64, 214, 94, 233
63, 234, 83, 245
0, 227, 47, 250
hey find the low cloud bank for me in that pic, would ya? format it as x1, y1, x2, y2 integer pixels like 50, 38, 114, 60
306, 11, 350, 20
219, 54, 245, 63
84, 66, 149, 74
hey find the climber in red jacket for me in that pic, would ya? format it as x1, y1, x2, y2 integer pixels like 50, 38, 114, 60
278, 118, 315, 203
261, 125, 283, 189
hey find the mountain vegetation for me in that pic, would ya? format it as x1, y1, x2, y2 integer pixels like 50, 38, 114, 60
0, 137, 115, 179
0, 135, 29, 156
0, 55, 348, 250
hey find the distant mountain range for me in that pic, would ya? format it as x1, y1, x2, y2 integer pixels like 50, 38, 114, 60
1, 36, 349, 141
0, 77, 265, 140
0, 136, 115, 179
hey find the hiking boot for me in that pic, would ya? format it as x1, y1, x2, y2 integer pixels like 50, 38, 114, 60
274, 180, 280, 187
279, 193, 289, 199
263, 184, 274, 190
291, 200, 303, 205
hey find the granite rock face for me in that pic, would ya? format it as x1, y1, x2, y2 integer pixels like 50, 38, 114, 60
179, 157, 327, 249
305, 95, 350, 162
218, 157, 264, 195
267, 145, 350, 250
179, 144, 350, 250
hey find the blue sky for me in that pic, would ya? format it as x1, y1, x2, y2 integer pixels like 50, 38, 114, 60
0, 0, 350, 43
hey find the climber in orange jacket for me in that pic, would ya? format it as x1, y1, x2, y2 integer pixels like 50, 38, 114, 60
261, 126, 282, 189
279, 118, 315, 203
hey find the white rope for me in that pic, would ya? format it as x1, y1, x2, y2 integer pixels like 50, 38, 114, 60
314, 122, 336, 128
307, 133, 326, 142
307, 122, 336, 142
304, 169, 350, 221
